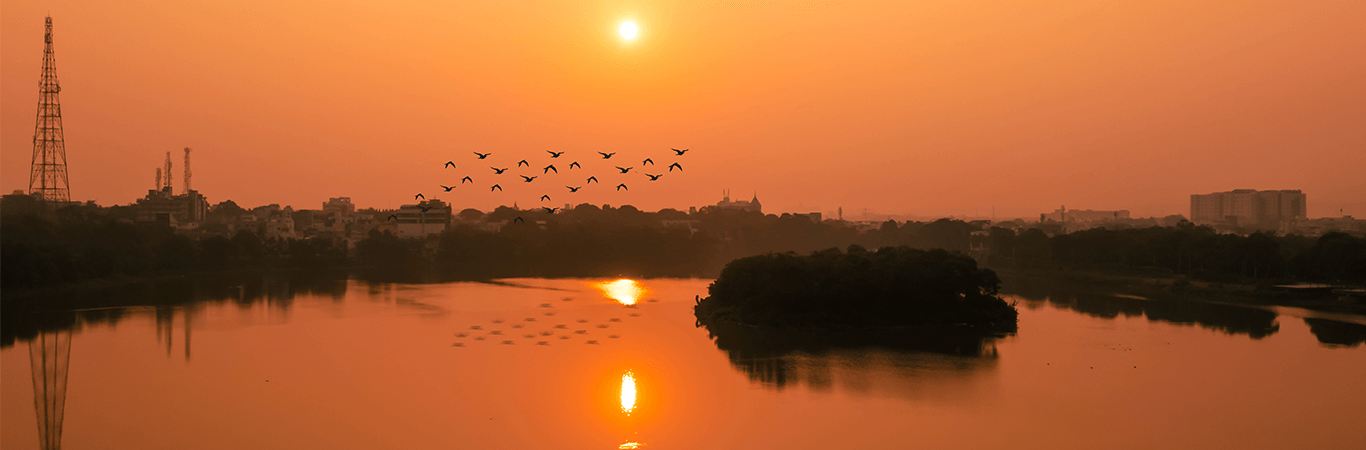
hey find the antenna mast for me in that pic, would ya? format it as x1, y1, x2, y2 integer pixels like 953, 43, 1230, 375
28, 16, 71, 203
183, 147, 192, 193
163, 151, 173, 193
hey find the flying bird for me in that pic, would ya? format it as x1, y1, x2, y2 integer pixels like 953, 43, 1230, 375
543, 165, 557, 174
521, 175, 537, 183
492, 167, 509, 174
541, 194, 551, 201
598, 152, 616, 159
518, 160, 529, 167
547, 150, 565, 158
616, 166, 633, 174
474, 152, 491, 159
616, 183, 628, 191
415, 193, 425, 200
568, 162, 581, 169
645, 173, 663, 181
668, 162, 682, 172
566, 186, 581, 192
672, 148, 688, 156
441, 185, 455, 192
586, 176, 599, 184
420, 206, 432, 213
542, 207, 559, 213
513, 216, 525, 223
387, 214, 398, 221
642, 158, 654, 166
461, 176, 473, 184
491, 184, 502, 191
444, 161, 456, 168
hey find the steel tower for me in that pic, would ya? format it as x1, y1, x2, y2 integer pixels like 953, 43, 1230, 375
29, 16, 71, 203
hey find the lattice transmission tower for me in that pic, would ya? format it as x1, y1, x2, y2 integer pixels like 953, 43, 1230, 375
29, 16, 71, 203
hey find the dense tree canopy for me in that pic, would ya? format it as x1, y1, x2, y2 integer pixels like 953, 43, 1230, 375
695, 246, 1017, 330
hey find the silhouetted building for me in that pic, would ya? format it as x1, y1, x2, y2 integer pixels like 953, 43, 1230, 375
322, 197, 355, 216
131, 186, 208, 226
715, 190, 762, 213
394, 199, 452, 237
1191, 189, 1306, 228
1043, 206, 1130, 224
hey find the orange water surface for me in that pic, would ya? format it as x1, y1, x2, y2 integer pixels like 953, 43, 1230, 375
2, 277, 1363, 449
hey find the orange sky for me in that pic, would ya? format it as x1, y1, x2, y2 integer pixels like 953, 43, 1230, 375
3, 0, 1363, 219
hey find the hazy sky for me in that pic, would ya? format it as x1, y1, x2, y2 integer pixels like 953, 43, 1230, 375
3, 1, 1363, 219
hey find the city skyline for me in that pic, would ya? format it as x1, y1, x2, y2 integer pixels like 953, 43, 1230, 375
3, 2, 1363, 220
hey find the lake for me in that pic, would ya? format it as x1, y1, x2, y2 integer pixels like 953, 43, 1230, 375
3, 275, 1364, 449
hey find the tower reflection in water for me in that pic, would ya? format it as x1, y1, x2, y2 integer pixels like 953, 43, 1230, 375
29, 329, 71, 450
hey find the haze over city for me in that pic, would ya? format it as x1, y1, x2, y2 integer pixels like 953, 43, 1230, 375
3, 0, 1362, 218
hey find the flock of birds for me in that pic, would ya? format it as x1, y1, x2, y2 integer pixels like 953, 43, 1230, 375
397, 148, 693, 221
449, 296, 655, 347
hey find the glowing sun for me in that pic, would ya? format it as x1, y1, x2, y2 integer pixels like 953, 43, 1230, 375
619, 21, 638, 40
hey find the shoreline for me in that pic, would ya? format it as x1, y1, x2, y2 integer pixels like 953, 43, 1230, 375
989, 265, 1366, 316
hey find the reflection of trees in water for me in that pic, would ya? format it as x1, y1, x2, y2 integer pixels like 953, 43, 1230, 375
1303, 319, 1366, 347
1000, 276, 1280, 339
704, 322, 1001, 392
1, 270, 348, 348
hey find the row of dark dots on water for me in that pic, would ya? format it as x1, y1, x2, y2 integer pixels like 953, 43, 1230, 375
450, 296, 656, 347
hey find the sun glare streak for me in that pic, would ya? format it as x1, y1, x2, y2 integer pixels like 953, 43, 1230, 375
597, 279, 645, 305
620, 371, 637, 415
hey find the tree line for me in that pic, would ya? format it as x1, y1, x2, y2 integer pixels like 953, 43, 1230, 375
3, 194, 1363, 293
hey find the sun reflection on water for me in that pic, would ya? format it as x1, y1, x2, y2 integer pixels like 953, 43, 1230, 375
620, 370, 637, 415
597, 279, 646, 305
618, 442, 643, 449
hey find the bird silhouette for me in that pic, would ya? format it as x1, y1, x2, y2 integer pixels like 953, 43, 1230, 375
642, 158, 654, 166
420, 206, 432, 213
672, 148, 688, 156
598, 152, 616, 159
586, 176, 599, 184
668, 162, 682, 172
569, 161, 581, 169
513, 216, 525, 223
387, 214, 398, 221
518, 160, 529, 167
491, 184, 502, 191
616, 183, 628, 191
492, 167, 509, 174
543, 165, 557, 174
566, 186, 581, 192
415, 193, 425, 200
547, 150, 565, 158
541, 194, 551, 201
441, 185, 455, 192
645, 173, 663, 181
542, 207, 559, 213
521, 175, 537, 183
474, 152, 492, 159
462, 176, 473, 184
445, 161, 456, 168
616, 166, 633, 174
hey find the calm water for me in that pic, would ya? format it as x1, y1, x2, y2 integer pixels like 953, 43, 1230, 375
3, 276, 1364, 449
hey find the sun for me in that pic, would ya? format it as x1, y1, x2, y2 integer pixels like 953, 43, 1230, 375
619, 21, 638, 40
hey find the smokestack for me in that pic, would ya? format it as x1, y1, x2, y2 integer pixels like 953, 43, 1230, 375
155, 168, 162, 189
183, 147, 192, 193
163, 151, 173, 194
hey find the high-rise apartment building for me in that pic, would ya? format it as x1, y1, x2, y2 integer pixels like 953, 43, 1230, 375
1190, 189, 1306, 227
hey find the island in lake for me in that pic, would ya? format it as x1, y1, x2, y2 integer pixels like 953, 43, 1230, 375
695, 245, 1018, 334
